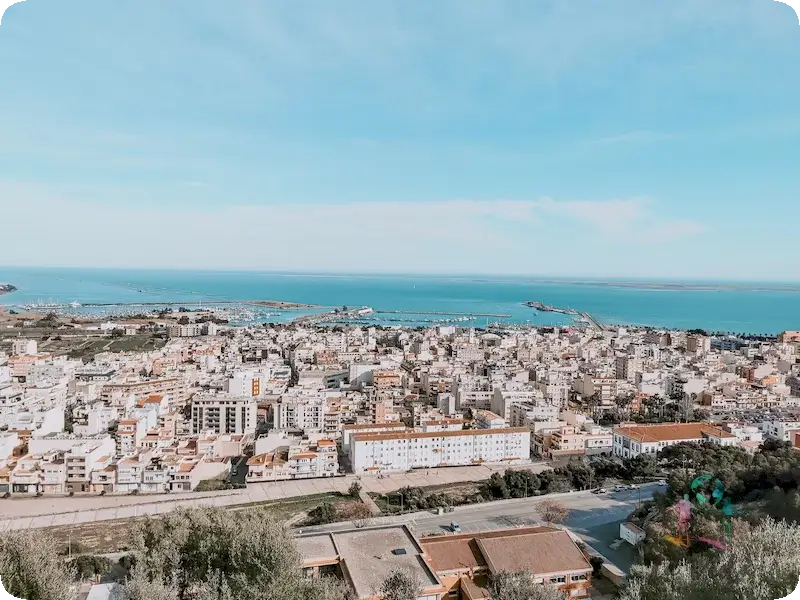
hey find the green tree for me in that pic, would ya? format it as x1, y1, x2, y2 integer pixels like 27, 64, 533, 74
308, 502, 338, 525
620, 519, 800, 600
348, 481, 363, 499
0, 530, 75, 600
124, 507, 347, 600
483, 472, 511, 499
489, 571, 566, 600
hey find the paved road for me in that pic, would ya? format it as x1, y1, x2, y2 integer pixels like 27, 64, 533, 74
300, 483, 662, 573
0, 462, 551, 531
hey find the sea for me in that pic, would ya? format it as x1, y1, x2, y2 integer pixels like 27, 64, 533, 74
1, 267, 799, 335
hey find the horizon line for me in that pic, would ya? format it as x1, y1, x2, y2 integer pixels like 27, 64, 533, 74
1, 264, 800, 286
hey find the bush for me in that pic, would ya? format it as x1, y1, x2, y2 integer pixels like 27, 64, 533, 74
194, 477, 232, 492
590, 556, 604, 577
348, 481, 362, 499
71, 555, 113, 579
308, 502, 338, 525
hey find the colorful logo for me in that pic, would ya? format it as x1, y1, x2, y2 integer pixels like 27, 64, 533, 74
664, 474, 734, 550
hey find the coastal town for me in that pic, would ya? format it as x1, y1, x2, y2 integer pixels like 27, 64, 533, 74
1, 299, 800, 598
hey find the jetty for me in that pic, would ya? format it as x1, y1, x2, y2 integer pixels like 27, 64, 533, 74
524, 301, 606, 331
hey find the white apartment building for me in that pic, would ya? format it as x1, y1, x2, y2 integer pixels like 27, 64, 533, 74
474, 410, 507, 430
342, 422, 407, 455
508, 402, 560, 428
12, 339, 38, 356
760, 419, 800, 442
613, 423, 738, 459
0, 431, 19, 462
274, 395, 325, 432
615, 356, 641, 382
350, 427, 531, 474
190, 394, 257, 436
491, 388, 541, 422
574, 375, 618, 409
247, 439, 339, 482
225, 369, 271, 397
74, 402, 120, 436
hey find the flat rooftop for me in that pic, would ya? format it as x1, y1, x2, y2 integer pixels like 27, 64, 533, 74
298, 525, 443, 600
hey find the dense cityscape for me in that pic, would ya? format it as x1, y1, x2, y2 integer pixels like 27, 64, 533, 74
3, 0, 800, 598
1, 301, 800, 599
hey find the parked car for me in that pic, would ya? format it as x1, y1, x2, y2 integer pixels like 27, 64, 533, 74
592, 488, 609, 495
450, 522, 462, 533
613, 485, 625, 492
628, 484, 640, 490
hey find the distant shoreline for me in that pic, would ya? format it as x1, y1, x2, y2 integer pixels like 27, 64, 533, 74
0, 284, 17, 296
544, 280, 800, 292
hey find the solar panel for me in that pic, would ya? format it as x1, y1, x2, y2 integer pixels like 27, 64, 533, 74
392, 548, 407, 556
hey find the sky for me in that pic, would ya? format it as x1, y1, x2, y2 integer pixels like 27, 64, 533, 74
0, 0, 799, 280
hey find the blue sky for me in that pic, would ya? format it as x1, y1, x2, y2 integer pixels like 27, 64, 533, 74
0, 0, 799, 279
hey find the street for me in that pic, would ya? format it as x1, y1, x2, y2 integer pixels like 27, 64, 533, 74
300, 483, 662, 572
0, 462, 551, 531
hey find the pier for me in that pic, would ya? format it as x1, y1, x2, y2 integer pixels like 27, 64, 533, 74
524, 301, 606, 331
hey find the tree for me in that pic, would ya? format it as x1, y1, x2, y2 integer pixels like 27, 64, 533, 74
178, 316, 190, 325
308, 502, 338, 525
110, 328, 124, 338
488, 572, 566, 600
538, 499, 570, 525
0, 530, 75, 600
483, 472, 511, 499
620, 519, 800, 600
124, 507, 347, 600
71, 554, 113, 580
348, 481, 363, 499
380, 569, 422, 600
624, 454, 659, 480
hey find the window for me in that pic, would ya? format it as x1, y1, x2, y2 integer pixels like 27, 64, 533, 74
571, 574, 588, 582
550, 576, 566, 584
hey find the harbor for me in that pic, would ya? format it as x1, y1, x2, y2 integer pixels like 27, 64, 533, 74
524, 301, 606, 331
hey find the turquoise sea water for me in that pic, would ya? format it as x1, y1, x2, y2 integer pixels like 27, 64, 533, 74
1, 268, 798, 334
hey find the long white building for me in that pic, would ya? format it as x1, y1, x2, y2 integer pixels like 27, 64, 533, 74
350, 427, 531, 473
613, 423, 737, 459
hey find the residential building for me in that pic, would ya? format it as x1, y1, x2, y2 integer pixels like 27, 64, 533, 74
613, 423, 738, 459
190, 394, 257, 435
350, 427, 530, 473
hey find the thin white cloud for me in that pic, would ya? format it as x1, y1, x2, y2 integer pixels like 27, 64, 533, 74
0, 182, 704, 273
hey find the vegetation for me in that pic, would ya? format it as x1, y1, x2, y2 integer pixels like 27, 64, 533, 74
307, 501, 338, 525
348, 481, 362, 499
195, 477, 236, 492
71, 554, 114, 579
380, 569, 422, 600
125, 507, 348, 600
0, 530, 75, 600
620, 519, 800, 600
538, 499, 570, 525
489, 572, 566, 600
